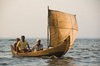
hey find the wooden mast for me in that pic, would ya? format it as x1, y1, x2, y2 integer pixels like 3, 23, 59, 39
47, 6, 49, 49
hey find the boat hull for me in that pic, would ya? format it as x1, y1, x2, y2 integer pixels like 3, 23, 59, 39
11, 36, 70, 57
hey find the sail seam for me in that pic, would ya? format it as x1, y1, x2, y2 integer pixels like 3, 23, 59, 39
50, 28, 78, 30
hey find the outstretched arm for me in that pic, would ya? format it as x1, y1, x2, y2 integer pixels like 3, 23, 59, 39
27, 45, 30, 49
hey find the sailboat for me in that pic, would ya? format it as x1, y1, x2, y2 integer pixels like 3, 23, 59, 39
11, 7, 78, 57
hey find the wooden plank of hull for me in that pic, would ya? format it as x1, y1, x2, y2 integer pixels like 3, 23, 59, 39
11, 36, 70, 57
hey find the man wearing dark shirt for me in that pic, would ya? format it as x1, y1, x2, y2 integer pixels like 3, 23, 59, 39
13, 38, 20, 51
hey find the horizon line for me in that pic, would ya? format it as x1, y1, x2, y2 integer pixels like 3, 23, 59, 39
0, 37, 100, 39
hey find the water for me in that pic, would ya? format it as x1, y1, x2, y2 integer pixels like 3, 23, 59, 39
0, 38, 100, 66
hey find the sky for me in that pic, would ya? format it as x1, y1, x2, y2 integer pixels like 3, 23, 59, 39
0, 0, 100, 38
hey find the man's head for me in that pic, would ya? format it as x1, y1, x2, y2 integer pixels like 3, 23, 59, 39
16, 38, 20, 42
37, 39, 41, 45
21, 35, 25, 41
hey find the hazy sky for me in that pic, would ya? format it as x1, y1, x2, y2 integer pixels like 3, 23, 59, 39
0, 0, 100, 38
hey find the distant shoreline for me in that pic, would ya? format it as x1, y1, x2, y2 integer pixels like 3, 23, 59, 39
0, 37, 47, 39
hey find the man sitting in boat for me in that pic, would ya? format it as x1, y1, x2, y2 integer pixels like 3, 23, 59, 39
16, 35, 30, 53
13, 38, 20, 51
31, 39, 43, 51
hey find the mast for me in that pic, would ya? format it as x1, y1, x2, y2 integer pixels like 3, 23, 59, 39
47, 6, 50, 49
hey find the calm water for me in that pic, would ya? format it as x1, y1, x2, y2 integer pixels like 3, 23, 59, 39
0, 38, 100, 66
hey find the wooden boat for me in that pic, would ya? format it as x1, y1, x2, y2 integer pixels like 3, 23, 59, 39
11, 36, 70, 57
11, 6, 78, 57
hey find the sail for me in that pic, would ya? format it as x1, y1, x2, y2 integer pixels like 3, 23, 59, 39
49, 10, 78, 49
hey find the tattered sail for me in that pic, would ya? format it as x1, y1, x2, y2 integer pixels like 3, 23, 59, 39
49, 10, 78, 49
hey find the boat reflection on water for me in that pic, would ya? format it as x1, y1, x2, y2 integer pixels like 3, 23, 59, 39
46, 56, 77, 66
